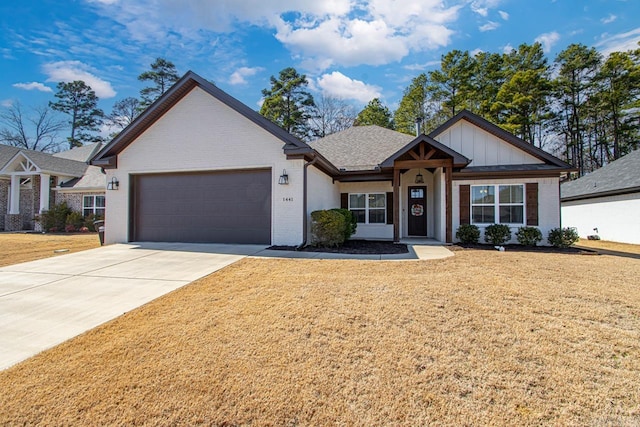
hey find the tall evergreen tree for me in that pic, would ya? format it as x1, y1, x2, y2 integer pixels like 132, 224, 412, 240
49, 80, 104, 149
428, 50, 475, 118
394, 74, 442, 135
354, 98, 394, 128
138, 58, 180, 108
470, 51, 505, 120
260, 67, 315, 140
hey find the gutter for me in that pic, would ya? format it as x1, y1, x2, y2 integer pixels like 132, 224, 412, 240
298, 155, 318, 250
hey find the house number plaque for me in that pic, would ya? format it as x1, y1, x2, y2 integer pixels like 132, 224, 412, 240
282, 197, 294, 202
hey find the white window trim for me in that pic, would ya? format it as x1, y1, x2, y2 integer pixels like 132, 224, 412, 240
348, 192, 386, 225
83, 195, 106, 217
471, 184, 525, 226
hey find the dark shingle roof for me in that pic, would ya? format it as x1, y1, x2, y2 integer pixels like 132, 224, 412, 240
309, 126, 414, 171
0, 145, 88, 177
561, 149, 640, 201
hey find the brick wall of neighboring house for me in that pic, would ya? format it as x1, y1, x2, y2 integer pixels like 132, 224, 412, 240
19, 188, 35, 230
56, 192, 105, 216
0, 180, 8, 230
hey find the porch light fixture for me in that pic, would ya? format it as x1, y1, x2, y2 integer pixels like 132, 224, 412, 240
107, 177, 119, 190
415, 171, 424, 184
278, 169, 289, 185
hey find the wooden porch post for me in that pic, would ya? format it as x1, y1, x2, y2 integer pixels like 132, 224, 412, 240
445, 160, 453, 243
393, 167, 400, 242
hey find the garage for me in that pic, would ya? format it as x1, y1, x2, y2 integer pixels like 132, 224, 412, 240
131, 169, 272, 244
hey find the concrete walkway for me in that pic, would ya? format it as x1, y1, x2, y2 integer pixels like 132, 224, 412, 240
0, 242, 453, 371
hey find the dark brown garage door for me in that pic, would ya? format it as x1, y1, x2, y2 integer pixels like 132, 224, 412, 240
131, 169, 271, 244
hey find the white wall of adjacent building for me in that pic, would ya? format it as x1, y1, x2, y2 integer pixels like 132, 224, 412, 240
561, 192, 640, 244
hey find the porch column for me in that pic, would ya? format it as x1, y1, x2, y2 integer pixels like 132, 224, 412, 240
393, 167, 400, 242
445, 160, 453, 243
9, 174, 20, 214
39, 173, 50, 213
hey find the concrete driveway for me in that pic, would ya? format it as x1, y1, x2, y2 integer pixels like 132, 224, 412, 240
0, 242, 266, 371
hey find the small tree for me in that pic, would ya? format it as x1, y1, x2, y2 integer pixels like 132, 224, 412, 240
0, 103, 65, 152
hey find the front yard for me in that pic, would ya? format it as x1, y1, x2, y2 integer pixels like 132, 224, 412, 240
0, 232, 100, 267
0, 238, 639, 425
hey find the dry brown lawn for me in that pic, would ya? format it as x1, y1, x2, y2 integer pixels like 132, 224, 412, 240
0, 232, 101, 267
1, 249, 639, 425
578, 238, 640, 255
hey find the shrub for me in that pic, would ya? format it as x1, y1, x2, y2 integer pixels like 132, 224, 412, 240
548, 227, 579, 248
311, 210, 346, 247
79, 226, 89, 233
330, 208, 357, 240
456, 224, 480, 244
66, 211, 84, 231
39, 202, 72, 232
83, 213, 103, 232
65, 224, 76, 233
516, 226, 543, 246
484, 224, 512, 245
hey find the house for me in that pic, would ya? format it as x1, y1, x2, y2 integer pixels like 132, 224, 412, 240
0, 143, 106, 231
91, 71, 573, 246
561, 149, 640, 244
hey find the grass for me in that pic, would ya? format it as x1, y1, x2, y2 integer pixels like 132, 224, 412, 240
577, 238, 640, 255
0, 232, 101, 267
1, 247, 639, 425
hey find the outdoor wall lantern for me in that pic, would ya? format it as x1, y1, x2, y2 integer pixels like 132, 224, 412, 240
107, 177, 120, 190
278, 169, 289, 185
415, 170, 425, 184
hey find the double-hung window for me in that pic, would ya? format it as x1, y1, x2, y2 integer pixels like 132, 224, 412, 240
349, 193, 386, 224
83, 195, 105, 217
471, 184, 523, 225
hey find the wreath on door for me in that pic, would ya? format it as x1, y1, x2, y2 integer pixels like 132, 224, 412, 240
411, 204, 424, 216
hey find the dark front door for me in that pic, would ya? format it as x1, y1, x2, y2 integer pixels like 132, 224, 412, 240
407, 186, 427, 236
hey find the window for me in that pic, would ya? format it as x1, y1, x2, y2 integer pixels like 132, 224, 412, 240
471, 185, 523, 225
83, 195, 105, 217
349, 193, 386, 224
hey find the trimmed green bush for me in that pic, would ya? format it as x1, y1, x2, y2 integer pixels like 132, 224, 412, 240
516, 226, 543, 246
39, 202, 72, 232
548, 227, 579, 248
330, 208, 357, 240
311, 210, 346, 247
484, 224, 512, 245
66, 211, 84, 230
83, 213, 103, 232
456, 224, 480, 244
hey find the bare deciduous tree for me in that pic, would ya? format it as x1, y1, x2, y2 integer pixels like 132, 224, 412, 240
0, 103, 66, 152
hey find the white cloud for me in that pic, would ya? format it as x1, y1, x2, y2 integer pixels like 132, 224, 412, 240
470, 0, 502, 17
502, 43, 514, 54
316, 71, 381, 104
534, 31, 560, 53
42, 61, 116, 98
479, 21, 499, 32
601, 14, 617, 24
1, 99, 13, 108
12, 82, 53, 93
91, 0, 460, 71
403, 60, 441, 71
498, 10, 509, 20
595, 27, 640, 56
229, 66, 264, 85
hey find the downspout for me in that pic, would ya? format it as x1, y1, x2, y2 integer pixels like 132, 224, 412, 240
298, 155, 318, 250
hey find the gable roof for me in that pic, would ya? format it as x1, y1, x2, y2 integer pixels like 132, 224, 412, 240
561, 149, 640, 201
91, 71, 313, 168
429, 110, 573, 169
0, 145, 88, 177
309, 125, 414, 171
379, 133, 470, 168
54, 142, 103, 163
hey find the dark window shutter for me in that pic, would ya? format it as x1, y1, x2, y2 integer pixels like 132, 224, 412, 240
341, 193, 348, 209
459, 185, 470, 225
386, 192, 393, 225
526, 183, 538, 226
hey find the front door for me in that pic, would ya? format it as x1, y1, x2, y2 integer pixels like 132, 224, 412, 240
408, 186, 427, 236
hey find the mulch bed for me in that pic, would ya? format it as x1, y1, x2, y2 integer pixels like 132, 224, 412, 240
452, 243, 598, 254
269, 240, 409, 254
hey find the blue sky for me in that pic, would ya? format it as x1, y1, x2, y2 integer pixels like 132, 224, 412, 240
2, 0, 640, 122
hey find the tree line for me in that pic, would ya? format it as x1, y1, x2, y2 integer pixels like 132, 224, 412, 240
260, 42, 640, 177
0, 58, 180, 152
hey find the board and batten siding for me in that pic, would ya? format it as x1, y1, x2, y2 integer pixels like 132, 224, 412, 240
105, 86, 305, 246
433, 120, 540, 167
562, 192, 640, 244
453, 177, 560, 245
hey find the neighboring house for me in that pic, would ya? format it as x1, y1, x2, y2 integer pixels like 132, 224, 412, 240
0, 143, 106, 231
91, 71, 573, 246
561, 149, 640, 244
